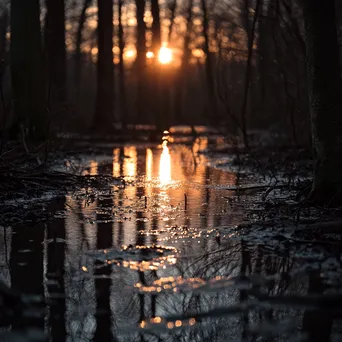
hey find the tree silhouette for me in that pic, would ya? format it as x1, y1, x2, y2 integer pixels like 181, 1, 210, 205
303, 0, 342, 205
45, 0, 67, 106
93, 0, 114, 131
135, 0, 146, 122
10, 0, 46, 139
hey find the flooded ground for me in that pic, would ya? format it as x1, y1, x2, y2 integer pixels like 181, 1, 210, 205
1, 130, 342, 341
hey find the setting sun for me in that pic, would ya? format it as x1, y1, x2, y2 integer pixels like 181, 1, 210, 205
124, 49, 136, 59
158, 46, 172, 64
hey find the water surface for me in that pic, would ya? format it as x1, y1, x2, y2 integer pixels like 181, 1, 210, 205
1, 133, 341, 341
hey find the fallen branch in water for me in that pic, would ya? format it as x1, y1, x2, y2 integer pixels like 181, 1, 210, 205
0, 167, 123, 198
223, 184, 289, 194
299, 219, 342, 233
248, 290, 342, 309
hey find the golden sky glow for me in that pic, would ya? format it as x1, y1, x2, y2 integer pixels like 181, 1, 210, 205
65, 3, 249, 65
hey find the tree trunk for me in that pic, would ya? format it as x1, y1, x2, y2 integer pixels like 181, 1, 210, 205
135, 0, 146, 68
0, 8, 8, 130
0, 8, 8, 64
93, 0, 114, 131
135, 0, 146, 122
10, 0, 46, 139
167, 0, 177, 44
200, 0, 219, 121
174, 0, 193, 123
151, 0, 161, 54
303, 0, 342, 205
74, 0, 92, 94
45, 0, 67, 106
118, 0, 127, 127
240, 0, 261, 149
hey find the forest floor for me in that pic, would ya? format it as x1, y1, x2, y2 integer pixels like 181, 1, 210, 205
1, 128, 342, 341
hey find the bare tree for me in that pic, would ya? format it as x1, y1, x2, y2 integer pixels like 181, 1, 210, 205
240, 0, 261, 148
74, 0, 92, 93
135, 0, 146, 121
0, 6, 8, 130
118, 0, 127, 127
10, 0, 46, 138
45, 0, 67, 105
0, 5, 8, 65
303, 0, 342, 205
174, 0, 193, 122
201, 0, 219, 121
151, 0, 162, 54
93, 0, 114, 131
167, 0, 177, 44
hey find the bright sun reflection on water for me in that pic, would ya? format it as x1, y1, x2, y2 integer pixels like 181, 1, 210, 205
159, 139, 171, 185
124, 146, 137, 179
146, 148, 153, 181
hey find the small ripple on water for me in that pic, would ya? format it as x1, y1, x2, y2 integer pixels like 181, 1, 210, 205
133, 275, 254, 295
86, 244, 178, 271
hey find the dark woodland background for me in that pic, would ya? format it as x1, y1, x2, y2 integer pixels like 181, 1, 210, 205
0, 0, 333, 144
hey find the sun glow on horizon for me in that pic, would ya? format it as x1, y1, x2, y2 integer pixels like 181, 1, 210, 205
158, 46, 173, 64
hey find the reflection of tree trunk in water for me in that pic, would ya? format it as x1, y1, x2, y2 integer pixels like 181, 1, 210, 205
200, 0, 218, 121
135, 0, 146, 122
47, 197, 66, 341
94, 194, 113, 341
10, 223, 45, 331
77, 199, 90, 250
240, 239, 251, 339
74, 0, 91, 97
240, 0, 261, 148
118, 0, 127, 127
254, 246, 274, 340
116, 148, 125, 245
253, 246, 263, 323
302, 272, 332, 342
174, 0, 193, 123
150, 217, 159, 318
135, 157, 148, 321
136, 185, 147, 335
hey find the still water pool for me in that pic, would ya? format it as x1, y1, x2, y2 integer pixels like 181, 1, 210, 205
1, 134, 342, 341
